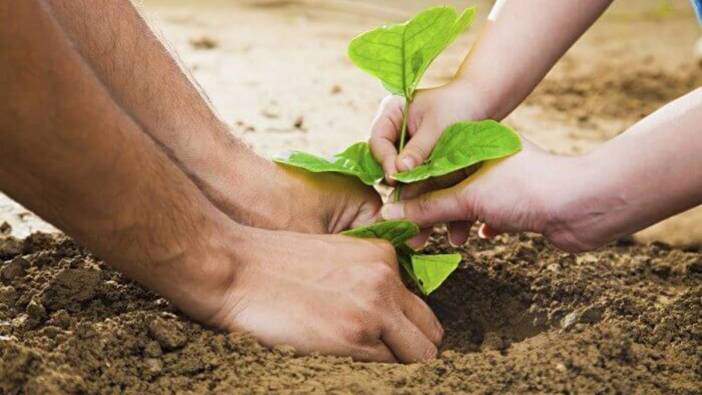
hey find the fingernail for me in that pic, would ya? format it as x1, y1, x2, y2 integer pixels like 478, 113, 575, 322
399, 156, 415, 171
423, 346, 438, 360
434, 321, 444, 342
407, 237, 428, 251
478, 224, 488, 239
381, 203, 404, 220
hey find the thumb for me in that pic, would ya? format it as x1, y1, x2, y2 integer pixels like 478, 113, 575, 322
381, 184, 470, 228
395, 122, 441, 172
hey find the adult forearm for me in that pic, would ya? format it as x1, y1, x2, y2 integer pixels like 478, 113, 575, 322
558, 89, 702, 248
0, 0, 238, 319
43, 0, 285, 226
454, 0, 612, 120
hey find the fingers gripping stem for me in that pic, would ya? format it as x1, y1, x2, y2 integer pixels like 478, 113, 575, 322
393, 99, 412, 202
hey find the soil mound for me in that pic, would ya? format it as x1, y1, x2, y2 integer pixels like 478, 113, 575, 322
1, 231, 700, 394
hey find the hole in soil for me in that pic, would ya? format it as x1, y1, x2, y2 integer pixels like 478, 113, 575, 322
428, 266, 550, 354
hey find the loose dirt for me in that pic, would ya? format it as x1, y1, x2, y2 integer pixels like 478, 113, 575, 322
1, 230, 700, 394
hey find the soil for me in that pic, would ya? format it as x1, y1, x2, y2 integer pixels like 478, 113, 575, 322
1, 0, 702, 393
1, 230, 701, 394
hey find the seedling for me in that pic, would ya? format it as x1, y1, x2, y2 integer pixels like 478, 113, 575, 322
274, 6, 522, 294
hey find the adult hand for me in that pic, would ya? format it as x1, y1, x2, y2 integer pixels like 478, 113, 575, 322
272, 166, 383, 234
185, 224, 443, 363
209, 154, 383, 235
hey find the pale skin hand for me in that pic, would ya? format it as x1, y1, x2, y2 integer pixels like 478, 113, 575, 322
45, 0, 380, 234
369, 0, 612, 246
381, 89, 702, 253
369, 85, 488, 248
0, 0, 441, 362
370, 0, 613, 176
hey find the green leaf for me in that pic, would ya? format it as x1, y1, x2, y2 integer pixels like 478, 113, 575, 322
348, 6, 476, 99
273, 142, 384, 186
343, 223, 461, 295
397, 245, 419, 284
411, 254, 461, 295
341, 220, 419, 247
393, 120, 522, 183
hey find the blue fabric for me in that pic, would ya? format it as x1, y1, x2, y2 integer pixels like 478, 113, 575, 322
692, 0, 702, 24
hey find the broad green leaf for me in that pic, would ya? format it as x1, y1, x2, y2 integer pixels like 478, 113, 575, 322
348, 6, 476, 99
411, 254, 461, 295
273, 142, 384, 186
341, 220, 419, 247
393, 120, 522, 183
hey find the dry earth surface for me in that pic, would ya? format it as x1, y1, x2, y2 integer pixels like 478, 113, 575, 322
1, 0, 701, 393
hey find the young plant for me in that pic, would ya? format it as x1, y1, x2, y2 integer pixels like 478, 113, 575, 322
341, 220, 461, 295
273, 6, 522, 295
348, 5, 475, 200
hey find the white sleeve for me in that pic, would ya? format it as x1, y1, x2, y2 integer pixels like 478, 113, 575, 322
488, 0, 507, 21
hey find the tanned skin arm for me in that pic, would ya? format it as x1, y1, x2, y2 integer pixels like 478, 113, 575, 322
0, 0, 442, 363
0, 0, 238, 321
43, 0, 381, 234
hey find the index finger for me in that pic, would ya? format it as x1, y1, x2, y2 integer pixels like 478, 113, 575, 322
370, 96, 404, 184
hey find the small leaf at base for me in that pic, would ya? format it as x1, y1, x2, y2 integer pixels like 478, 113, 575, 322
411, 254, 461, 295
341, 220, 419, 247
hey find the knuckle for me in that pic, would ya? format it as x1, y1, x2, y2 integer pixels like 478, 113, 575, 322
371, 239, 396, 258
347, 261, 394, 290
365, 263, 395, 288
340, 319, 375, 345
368, 136, 386, 154
416, 193, 436, 214
405, 145, 428, 162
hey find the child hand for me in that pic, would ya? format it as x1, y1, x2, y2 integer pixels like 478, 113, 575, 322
368, 82, 488, 184
369, 82, 490, 248
380, 138, 600, 253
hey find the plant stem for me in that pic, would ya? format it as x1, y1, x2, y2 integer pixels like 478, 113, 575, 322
393, 99, 411, 202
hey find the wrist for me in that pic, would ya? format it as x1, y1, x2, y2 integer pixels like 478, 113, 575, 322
194, 136, 299, 230
443, 77, 504, 121
92, 181, 248, 324
146, 209, 249, 325
202, 148, 370, 234
542, 153, 625, 252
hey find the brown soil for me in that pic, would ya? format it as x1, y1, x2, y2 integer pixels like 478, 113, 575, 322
526, 62, 702, 130
1, 230, 700, 394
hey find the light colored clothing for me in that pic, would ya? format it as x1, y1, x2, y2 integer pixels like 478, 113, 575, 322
692, 0, 702, 24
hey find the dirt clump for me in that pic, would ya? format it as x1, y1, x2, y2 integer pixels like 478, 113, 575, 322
0, 231, 699, 394
0, 236, 23, 260
40, 268, 102, 312
148, 316, 188, 351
